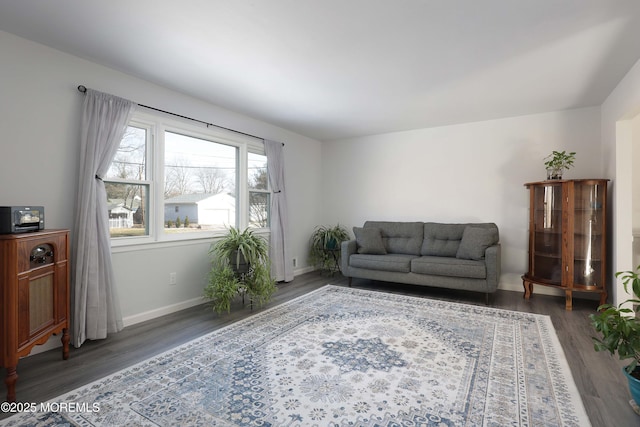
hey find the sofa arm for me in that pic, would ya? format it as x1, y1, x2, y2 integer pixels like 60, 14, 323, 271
484, 244, 501, 292
341, 240, 357, 274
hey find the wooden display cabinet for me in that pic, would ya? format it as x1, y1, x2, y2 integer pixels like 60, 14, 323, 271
522, 180, 608, 310
0, 229, 70, 402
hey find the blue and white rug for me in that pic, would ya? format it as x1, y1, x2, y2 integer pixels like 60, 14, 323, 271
2, 285, 590, 426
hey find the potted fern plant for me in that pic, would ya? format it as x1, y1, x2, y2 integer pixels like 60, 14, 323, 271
544, 150, 576, 180
211, 226, 269, 275
590, 266, 640, 407
205, 227, 276, 314
309, 224, 350, 275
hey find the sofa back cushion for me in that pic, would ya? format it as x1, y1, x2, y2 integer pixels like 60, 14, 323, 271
364, 221, 423, 255
421, 223, 499, 257
421, 223, 467, 257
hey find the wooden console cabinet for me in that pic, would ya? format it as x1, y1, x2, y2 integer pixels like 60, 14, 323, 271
522, 180, 608, 310
0, 229, 70, 402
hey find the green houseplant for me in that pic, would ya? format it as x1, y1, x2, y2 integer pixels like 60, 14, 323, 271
205, 227, 276, 314
309, 224, 350, 274
590, 266, 640, 405
544, 150, 576, 180
211, 226, 269, 274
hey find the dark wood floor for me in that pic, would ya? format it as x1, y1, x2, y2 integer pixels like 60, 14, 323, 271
1, 272, 637, 426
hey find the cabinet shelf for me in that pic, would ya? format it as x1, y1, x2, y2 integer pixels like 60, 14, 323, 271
523, 179, 608, 310
533, 252, 561, 259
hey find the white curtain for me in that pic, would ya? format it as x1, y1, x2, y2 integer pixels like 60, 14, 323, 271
265, 140, 293, 282
72, 89, 136, 347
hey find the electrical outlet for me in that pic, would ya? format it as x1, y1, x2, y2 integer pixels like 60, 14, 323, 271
169, 272, 177, 285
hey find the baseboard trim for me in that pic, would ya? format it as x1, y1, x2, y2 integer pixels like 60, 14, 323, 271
125, 268, 319, 326
122, 297, 205, 328
293, 266, 315, 276
28, 297, 207, 357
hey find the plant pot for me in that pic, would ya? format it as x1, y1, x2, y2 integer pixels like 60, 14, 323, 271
546, 167, 563, 180
229, 251, 249, 276
623, 366, 640, 406
325, 238, 339, 250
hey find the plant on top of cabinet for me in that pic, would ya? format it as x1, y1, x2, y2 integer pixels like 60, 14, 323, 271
544, 150, 576, 180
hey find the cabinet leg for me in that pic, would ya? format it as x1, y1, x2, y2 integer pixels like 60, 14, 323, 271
599, 290, 608, 307
4, 366, 17, 403
61, 328, 70, 360
523, 280, 533, 300
565, 290, 573, 311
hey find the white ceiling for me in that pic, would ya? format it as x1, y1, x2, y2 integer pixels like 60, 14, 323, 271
1, 1, 640, 141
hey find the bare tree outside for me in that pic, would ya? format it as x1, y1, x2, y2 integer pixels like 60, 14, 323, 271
164, 157, 193, 198
195, 166, 229, 194
104, 126, 148, 236
249, 153, 269, 228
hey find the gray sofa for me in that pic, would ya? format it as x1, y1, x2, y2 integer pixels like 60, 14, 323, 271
341, 221, 500, 298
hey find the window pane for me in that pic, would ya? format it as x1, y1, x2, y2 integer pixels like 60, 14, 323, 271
248, 152, 269, 229
164, 131, 237, 232
105, 126, 146, 180
106, 183, 148, 237
249, 192, 269, 228
248, 153, 268, 190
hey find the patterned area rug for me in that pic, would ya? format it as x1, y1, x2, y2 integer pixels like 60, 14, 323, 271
2, 285, 590, 426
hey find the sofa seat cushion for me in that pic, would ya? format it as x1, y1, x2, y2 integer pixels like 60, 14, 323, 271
411, 256, 486, 279
349, 254, 417, 273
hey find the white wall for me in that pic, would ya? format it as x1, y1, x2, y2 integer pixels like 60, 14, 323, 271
634, 115, 640, 230
0, 31, 323, 327
322, 107, 603, 292
632, 115, 640, 271
601, 57, 640, 305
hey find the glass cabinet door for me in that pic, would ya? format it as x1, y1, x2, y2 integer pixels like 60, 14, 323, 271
531, 184, 563, 283
573, 182, 605, 287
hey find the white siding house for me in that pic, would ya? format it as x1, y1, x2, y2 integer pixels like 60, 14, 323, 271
164, 193, 236, 228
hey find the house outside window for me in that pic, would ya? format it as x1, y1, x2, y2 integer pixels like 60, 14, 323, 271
104, 112, 270, 245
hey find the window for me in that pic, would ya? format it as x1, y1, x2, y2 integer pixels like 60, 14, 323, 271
164, 131, 237, 234
104, 112, 270, 244
248, 152, 269, 228
104, 125, 150, 238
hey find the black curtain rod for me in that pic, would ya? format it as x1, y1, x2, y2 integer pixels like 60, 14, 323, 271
77, 85, 283, 145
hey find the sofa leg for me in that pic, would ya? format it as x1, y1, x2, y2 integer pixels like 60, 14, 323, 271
485, 293, 490, 305
348, 277, 352, 287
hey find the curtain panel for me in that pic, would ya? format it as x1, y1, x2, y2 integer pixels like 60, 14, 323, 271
264, 140, 293, 282
72, 89, 136, 347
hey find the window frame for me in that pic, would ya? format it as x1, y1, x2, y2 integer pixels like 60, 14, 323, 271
109, 110, 270, 248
